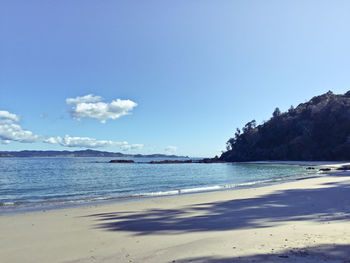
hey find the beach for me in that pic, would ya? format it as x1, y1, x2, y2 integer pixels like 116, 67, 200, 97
1, 168, 350, 263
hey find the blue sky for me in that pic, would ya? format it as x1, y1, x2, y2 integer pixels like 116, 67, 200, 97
1, 0, 350, 157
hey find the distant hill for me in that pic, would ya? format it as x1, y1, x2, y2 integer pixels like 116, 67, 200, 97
0, 149, 187, 158
220, 90, 350, 161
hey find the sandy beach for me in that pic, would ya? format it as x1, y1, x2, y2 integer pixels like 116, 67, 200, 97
1, 169, 350, 263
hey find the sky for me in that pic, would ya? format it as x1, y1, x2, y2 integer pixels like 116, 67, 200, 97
1, 0, 350, 157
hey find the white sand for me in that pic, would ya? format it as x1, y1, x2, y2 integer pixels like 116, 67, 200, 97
1, 171, 350, 262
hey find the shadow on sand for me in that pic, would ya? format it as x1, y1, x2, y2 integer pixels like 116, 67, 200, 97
172, 244, 350, 262
87, 178, 350, 236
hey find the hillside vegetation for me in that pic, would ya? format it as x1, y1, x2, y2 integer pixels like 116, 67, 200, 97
221, 91, 350, 161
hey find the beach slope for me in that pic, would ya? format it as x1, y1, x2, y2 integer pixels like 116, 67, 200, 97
1, 173, 350, 262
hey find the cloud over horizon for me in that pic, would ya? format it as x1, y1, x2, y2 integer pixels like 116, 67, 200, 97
0, 110, 144, 151
0, 110, 40, 143
120, 143, 144, 151
66, 94, 137, 123
165, 145, 178, 154
44, 135, 144, 150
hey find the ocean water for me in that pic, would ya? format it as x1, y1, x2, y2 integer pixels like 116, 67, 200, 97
0, 157, 317, 213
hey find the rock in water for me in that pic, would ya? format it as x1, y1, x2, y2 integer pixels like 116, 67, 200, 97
109, 160, 134, 163
149, 160, 192, 164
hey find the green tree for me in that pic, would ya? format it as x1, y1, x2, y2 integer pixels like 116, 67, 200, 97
273, 107, 281, 118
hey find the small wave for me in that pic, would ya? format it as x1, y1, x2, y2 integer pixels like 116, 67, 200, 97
0, 180, 274, 209
131, 181, 272, 198
0, 201, 27, 207
0, 174, 313, 213
0, 202, 13, 207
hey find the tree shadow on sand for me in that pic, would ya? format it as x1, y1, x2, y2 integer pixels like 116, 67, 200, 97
87, 177, 350, 235
172, 244, 350, 263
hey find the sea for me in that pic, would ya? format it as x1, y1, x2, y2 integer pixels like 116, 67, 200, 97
0, 157, 318, 214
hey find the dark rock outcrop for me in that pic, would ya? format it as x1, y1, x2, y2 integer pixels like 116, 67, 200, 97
336, 165, 350, 171
198, 157, 226, 163
109, 159, 134, 163
319, 168, 332, 172
149, 160, 192, 164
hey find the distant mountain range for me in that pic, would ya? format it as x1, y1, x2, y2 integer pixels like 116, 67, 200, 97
221, 90, 350, 161
0, 149, 188, 158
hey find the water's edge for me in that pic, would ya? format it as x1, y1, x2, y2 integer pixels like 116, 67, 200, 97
0, 168, 323, 216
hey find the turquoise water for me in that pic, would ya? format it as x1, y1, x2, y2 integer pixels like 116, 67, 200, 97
0, 157, 316, 212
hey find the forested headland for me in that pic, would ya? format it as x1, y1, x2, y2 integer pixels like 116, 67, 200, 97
221, 91, 350, 161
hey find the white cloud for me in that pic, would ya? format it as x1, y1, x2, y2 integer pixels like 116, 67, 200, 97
120, 143, 144, 151
66, 94, 102, 105
66, 94, 137, 123
44, 135, 143, 150
42, 137, 60, 144
0, 110, 19, 123
0, 109, 144, 151
44, 135, 120, 148
0, 110, 39, 143
165, 146, 178, 153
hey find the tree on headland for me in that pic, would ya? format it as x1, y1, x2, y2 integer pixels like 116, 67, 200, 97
272, 107, 281, 118
243, 120, 256, 133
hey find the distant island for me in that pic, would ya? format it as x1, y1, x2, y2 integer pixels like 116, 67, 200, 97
0, 149, 188, 158
220, 90, 350, 162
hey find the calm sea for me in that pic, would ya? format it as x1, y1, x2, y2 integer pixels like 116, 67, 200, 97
0, 157, 317, 213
